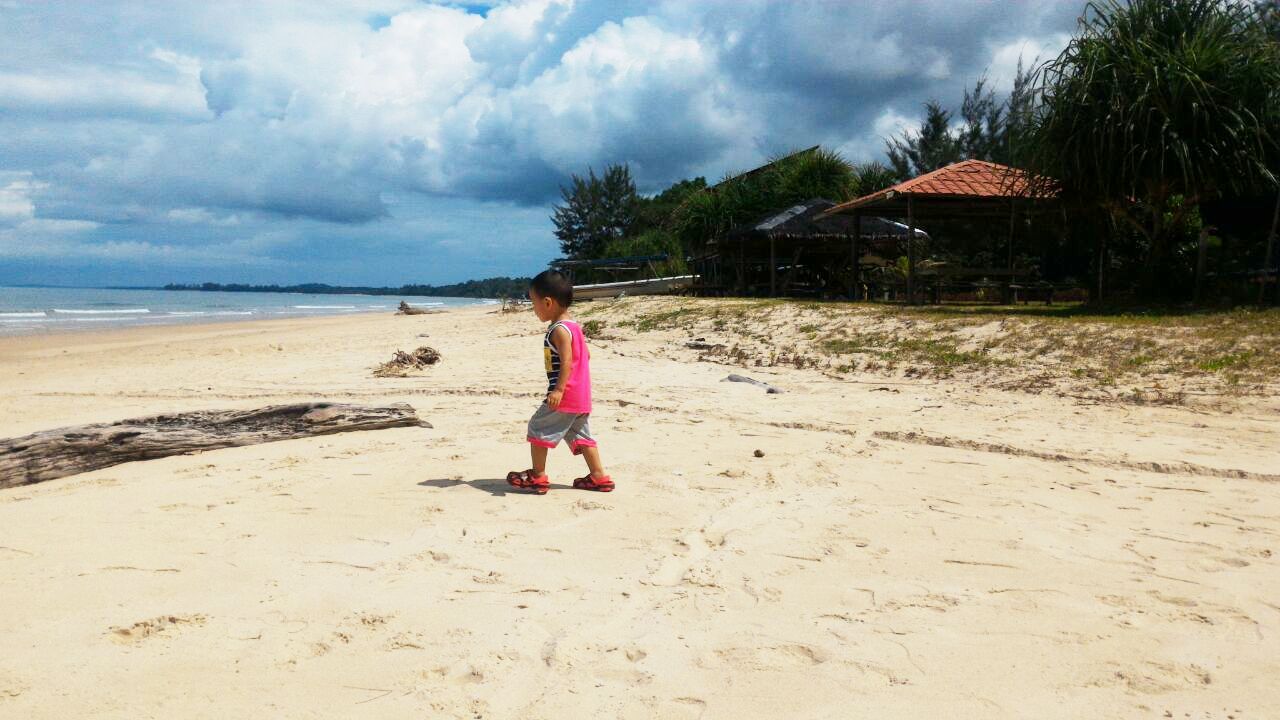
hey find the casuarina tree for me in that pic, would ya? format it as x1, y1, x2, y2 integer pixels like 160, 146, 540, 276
551, 163, 641, 259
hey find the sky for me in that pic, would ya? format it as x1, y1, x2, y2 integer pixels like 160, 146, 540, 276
0, 0, 1080, 288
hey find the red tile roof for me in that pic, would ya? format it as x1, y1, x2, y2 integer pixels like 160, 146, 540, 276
827, 159, 1052, 214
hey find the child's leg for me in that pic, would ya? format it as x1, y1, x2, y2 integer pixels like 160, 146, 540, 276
530, 443, 549, 476
566, 415, 611, 490
524, 402, 567, 478
579, 445, 606, 479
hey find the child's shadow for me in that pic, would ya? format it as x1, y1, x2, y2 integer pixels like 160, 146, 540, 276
418, 478, 574, 497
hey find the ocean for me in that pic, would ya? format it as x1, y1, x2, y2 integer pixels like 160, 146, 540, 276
0, 286, 491, 336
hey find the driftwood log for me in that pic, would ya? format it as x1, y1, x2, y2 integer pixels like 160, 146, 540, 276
397, 301, 442, 316
1, 402, 430, 488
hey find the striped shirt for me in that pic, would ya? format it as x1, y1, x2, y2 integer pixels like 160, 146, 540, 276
543, 321, 565, 391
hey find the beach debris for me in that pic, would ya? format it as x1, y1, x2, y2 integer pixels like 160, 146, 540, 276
396, 300, 440, 316
0, 402, 430, 487
373, 346, 441, 377
753, 449, 765, 458
500, 298, 529, 313
686, 339, 725, 351
722, 373, 784, 394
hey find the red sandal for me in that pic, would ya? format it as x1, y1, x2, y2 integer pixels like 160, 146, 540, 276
506, 469, 550, 495
572, 474, 614, 492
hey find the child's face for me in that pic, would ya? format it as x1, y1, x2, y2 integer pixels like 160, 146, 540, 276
528, 289, 559, 321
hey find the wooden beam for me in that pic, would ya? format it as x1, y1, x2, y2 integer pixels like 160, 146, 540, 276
1, 403, 429, 487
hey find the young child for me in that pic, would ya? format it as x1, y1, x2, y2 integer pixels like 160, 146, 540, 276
506, 270, 613, 495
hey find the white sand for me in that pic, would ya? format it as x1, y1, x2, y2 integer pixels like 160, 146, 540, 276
1, 302, 1278, 718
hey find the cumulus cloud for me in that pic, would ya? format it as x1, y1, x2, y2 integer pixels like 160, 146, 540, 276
0, 172, 40, 225
0, 0, 1082, 285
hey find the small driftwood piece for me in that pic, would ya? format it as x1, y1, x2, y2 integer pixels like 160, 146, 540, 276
373, 347, 441, 377
1, 402, 430, 488
723, 374, 785, 394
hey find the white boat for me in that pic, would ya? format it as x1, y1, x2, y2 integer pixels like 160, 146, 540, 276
573, 274, 698, 300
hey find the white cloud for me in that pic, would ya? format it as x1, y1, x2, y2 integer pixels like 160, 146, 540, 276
986, 34, 1072, 91
0, 172, 40, 224
167, 208, 242, 226
0, 66, 209, 119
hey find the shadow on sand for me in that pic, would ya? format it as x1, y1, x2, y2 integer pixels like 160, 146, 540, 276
418, 477, 576, 497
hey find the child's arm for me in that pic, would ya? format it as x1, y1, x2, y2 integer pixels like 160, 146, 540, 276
547, 325, 572, 409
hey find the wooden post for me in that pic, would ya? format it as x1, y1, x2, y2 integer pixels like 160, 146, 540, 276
1098, 215, 1110, 303
852, 213, 862, 301
1261, 187, 1280, 306
769, 236, 777, 296
1194, 225, 1212, 305
1004, 199, 1016, 304
906, 196, 916, 305
1008, 199, 1016, 271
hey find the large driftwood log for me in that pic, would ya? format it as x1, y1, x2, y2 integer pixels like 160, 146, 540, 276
1, 402, 430, 488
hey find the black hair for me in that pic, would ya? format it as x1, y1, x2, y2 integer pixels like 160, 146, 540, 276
530, 269, 573, 308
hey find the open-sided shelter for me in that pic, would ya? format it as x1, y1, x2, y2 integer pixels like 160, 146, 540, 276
701, 199, 928, 297
823, 159, 1058, 303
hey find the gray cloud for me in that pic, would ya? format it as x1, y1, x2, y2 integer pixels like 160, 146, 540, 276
0, 0, 1081, 286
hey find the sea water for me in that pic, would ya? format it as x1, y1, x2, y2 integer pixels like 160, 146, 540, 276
0, 286, 492, 336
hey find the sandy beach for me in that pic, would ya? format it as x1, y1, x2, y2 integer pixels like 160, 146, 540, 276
2, 299, 1278, 719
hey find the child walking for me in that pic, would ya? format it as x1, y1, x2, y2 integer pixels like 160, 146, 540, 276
506, 270, 613, 495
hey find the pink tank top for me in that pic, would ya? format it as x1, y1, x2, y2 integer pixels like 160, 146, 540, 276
543, 320, 592, 414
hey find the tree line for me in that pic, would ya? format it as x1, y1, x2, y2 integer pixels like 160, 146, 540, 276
552, 0, 1280, 304
164, 278, 531, 299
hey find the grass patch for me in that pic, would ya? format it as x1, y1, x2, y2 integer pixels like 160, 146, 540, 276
1197, 351, 1254, 373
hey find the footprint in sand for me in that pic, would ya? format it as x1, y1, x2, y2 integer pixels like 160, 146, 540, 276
1188, 556, 1250, 572
109, 614, 207, 643
712, 643, 827, 670
0, 670, 29, 701
882, 593, 960, 613
1097, 661, 1212, 694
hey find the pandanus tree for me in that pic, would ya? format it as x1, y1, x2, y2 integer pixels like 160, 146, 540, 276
1024, 0, 1280, 298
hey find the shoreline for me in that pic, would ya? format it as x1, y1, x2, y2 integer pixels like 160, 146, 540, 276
0, 285, 492, 340
0, 303, 480, 347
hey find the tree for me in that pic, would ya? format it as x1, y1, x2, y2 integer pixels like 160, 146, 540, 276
958, 77, 1005, 162
1259, 0, 1280, 40
851, 161, 898, 195
1025, 0, 1280, 298
886, 102, 962, 180
636, 177, 706, 233
550, 163, 640, 259
667, 147, 860, 253
777, 147, 856, 202
1002, 59, 1037, 167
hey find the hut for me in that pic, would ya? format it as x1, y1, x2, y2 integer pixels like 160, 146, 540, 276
697, 199, 928, 298
823, 159, 1059, 304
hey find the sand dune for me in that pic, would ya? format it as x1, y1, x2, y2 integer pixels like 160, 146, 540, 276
1, 302, 1277, 718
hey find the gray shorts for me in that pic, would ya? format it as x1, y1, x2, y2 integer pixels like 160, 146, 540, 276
526, 402, 595, 453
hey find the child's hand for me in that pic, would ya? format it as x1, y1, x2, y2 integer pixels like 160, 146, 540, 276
547, 389, 564, 409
